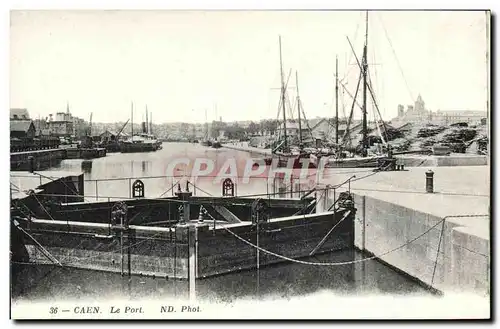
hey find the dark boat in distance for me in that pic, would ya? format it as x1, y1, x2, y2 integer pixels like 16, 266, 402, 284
120, 103, 162, 153
211, 140, 222, 148
120, 133, 162, 153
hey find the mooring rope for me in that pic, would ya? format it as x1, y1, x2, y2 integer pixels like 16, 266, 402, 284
431, 218, 446, 286
31, 194, 57, 221
158, 178, 182, 198
187, 181, 213, 197
221, 214, 489, 267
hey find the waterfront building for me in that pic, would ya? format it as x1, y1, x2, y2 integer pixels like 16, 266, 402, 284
45, 103, 88, 138
276, 121, 299, 140
10, 121, 36, 139
99, 130, 130, 142
10, 108, 36, 139
392, 94, 487, 126
47, 112, 74, 137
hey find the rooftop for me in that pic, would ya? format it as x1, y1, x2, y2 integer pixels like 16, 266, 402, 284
10, 120, 34, 133
10, 108, 30, 120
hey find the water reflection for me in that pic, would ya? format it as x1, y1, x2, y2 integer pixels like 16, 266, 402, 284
51, 143, 268, 200
11, 250, 431, 304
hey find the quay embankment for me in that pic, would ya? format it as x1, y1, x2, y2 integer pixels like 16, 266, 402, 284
222, 142, 272, 156
10, 147, 107, 171
317, 165, 490, 296
222, 141, 488, 167
10, 149, 67, 171
396, 154, 488, 167
64, 147, 106, 160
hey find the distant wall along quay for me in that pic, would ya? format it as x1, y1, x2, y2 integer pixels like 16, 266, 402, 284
10, 147, 106, 171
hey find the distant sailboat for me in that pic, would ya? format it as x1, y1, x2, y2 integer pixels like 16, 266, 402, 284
201, 108, 213, 147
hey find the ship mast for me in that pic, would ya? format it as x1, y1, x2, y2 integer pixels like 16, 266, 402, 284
279, 36, 288, 153
131, 101, 134, 137
145, 106, 149, 134
204, 108, 208, 140
335, 55, 339, 144
362, 11, 369, 157
296, 71, 303, 148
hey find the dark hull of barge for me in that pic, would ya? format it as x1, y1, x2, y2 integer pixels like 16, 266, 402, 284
11, 191, 356, 279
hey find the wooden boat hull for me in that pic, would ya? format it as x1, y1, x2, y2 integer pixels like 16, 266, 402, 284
325, 156, 395, 169
260, 154, 317, 169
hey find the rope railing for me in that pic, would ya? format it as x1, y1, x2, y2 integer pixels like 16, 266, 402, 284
221, 213, 489, 267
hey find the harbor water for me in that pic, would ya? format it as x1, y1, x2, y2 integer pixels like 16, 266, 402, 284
11, 142, 434, 303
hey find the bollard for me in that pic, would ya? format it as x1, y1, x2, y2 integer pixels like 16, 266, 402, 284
426, 170, 434, 193
28, 156, 35, 173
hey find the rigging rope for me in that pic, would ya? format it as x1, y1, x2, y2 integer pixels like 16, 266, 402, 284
342, 70, 363, 145
376, 13, 415, 103
343, 12, 364, 81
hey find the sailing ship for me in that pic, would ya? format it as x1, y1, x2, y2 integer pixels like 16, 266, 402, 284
120, 104, 162, 153
325, 11, 395, 169
200, 107, 222, 148
200, 108, 212, 147
261, 36, 318, 170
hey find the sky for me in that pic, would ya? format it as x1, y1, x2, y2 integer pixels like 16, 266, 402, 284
10, 10, 488, 123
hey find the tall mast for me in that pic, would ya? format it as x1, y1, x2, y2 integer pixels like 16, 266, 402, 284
150, 111, 153, 134
335, 55, 339, 144
296, 71, 303, 147
205, 108, 208, 139
279, 36, 288, 153
131, 101, 134, 137
145, 106, 149, 134
362, 11, 369, 157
